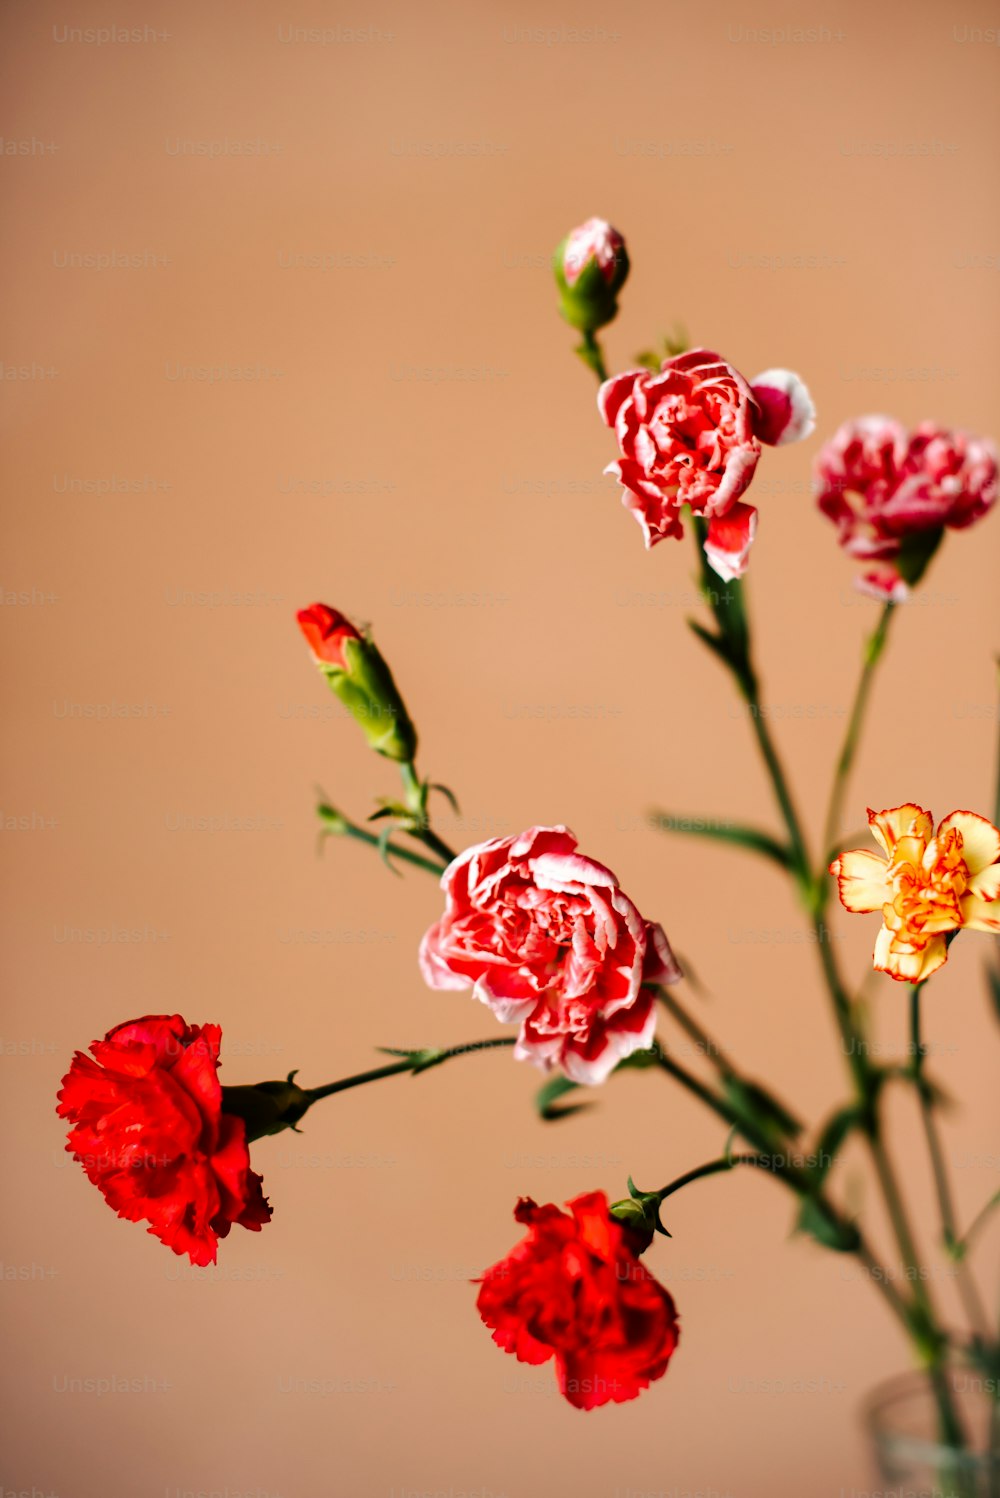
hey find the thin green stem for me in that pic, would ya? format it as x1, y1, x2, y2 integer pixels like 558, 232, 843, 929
654, 985, 736, 1079
305, 1037, 517, 1103
319, 805, 447, 875
399, 760, 460, 866
819, 601, 895, 879
653, 1047, 915, 1336
910, 986, 993, 1343
576, 329, 609, 382
655, 1154, 774, 1200
737, 668, 812, 884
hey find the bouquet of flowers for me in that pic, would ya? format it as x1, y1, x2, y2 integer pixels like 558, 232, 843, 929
57, 218, 1000, 1488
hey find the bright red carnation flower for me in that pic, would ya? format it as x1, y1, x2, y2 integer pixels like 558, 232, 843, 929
57, 1014, 271, 1265
476, 1192, 680, 1410
419, 825, 680, 1083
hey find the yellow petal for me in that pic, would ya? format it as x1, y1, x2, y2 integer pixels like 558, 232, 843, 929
830, 849, 888, 912
936, 810, 1000, 877
960, 892, 1000, 933
893, 834, 927, 871
967, 863, 1000, 901
872, 922, 946, 983
916, 936, 949, 982
868, 804, 933, 857
872, 922, 919, 982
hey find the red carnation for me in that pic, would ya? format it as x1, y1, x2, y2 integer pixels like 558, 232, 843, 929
57, 1014, 271, 1265
475, 1192, 680, 1410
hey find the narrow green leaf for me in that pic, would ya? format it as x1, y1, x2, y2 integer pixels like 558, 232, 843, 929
686, 618, 735, 669
807, 1104, 864, 1188
648, 809, 793, 871
535, 1074, 591, 1121
376, 823, 403, 876
795, 1196, 860, 1253
724, 1077, 803, 1140
429, 782, 461, 816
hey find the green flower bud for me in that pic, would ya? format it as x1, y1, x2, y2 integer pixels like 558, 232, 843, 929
553, 217, 629, 332
297, 602, 418, 762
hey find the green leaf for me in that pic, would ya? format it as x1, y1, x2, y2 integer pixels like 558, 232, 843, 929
686, 618, 736, 670
375, 823, 403, 876
376, 1046, 446, 1074
429, 782, 461, 816
807, 1104, 864, 1188
724, 1077, 803, 1140
950, 1188, 1000, 1261
368, 799, 412, 822
535, 1074, 591, 1121
795, 1196, 860, 1253
987, 960, 1000, 1028
648, 809, 793, 871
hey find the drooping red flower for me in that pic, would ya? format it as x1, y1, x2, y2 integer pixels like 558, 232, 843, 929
598, 349, 814, 579
57, 1014, 271, 1265
476, 1192, 680, 1410
419, 826, 680, 1083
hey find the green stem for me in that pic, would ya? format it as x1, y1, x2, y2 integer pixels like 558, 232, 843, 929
655, 1154, 775, 1200
654, 985, 736, 1079
653, 1048, 915, 1335
735, 664, 812, 885
576, 328, 609, 383
319, 805, 447, 876
819, 601, 895, 880
399, 760, 460, 866
306, 1037, 517, 1103
910, 985, 993, 1344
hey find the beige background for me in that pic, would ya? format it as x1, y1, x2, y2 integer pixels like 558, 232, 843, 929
2, 0, 999, 1494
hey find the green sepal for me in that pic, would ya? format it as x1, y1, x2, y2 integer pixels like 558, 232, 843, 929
894, 527, 944, 587
609, 1177, 670, 1241
221, 1073, 313, 1143
323, 634, 418, 763
553, 237, 629, 333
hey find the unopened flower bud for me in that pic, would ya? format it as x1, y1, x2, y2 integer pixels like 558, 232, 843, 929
553, 217, 629, 332
297, 602, 418, 763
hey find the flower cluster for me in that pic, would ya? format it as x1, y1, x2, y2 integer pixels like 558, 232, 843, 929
56, 217, 1000, 1427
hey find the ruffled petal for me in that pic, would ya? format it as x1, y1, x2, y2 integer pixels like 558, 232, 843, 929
829, 849, 888, 912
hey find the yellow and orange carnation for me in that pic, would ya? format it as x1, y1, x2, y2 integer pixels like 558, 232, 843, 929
829, 804, 1000, 983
